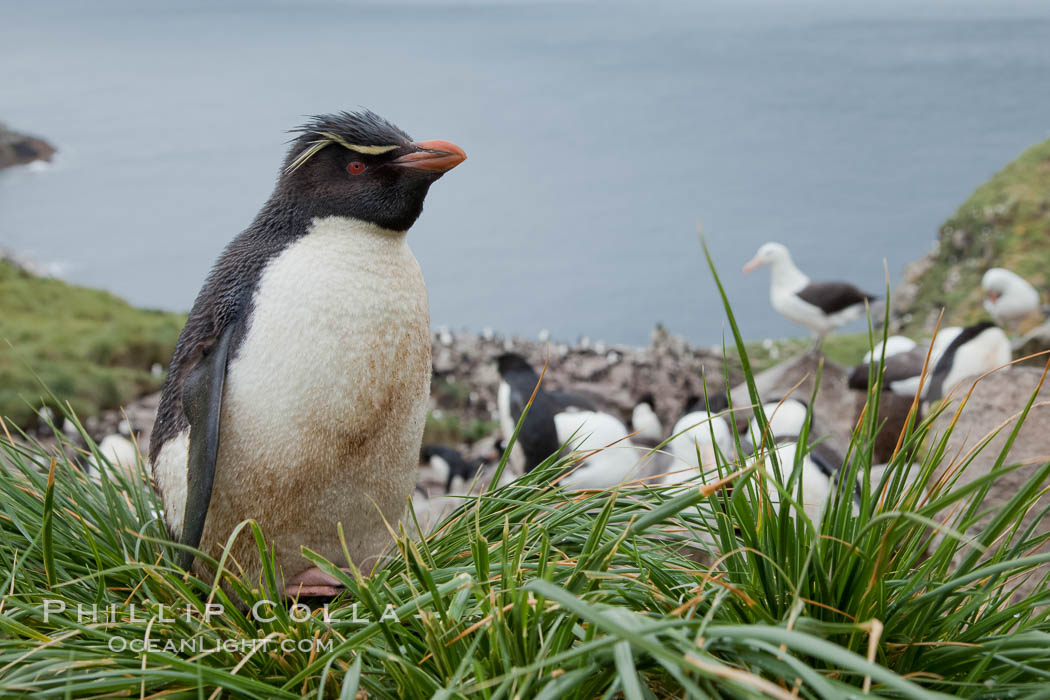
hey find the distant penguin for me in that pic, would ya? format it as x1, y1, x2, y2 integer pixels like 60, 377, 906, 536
982, 268, 1043, 332
665, 393, 734, 485
494, 352, 597, 472
149, 110, 466, 597
421, 444, 482, 493
495, 353, 566, 473
849, 344, 928, 395
631, 393, 664, 445
743, 242, 877, 348
495, 353, 637, 487
926, 321, 1012, 402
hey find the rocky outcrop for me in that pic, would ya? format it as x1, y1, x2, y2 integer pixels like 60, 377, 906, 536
1013, 320, 1050, 368
0, 122, 56, 169
1, 246, 55, 278
927, 367, 1050, 599
429, 325, 740, 450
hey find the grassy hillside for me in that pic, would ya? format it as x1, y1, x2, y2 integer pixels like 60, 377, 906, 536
0, 260, 184, 428
895, 137, 1050, 334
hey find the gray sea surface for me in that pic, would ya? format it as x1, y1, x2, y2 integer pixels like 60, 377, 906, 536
2, 0, 1049, 345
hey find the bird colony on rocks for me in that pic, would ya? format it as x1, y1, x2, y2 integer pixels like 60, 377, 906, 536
44, 110, 1044, 601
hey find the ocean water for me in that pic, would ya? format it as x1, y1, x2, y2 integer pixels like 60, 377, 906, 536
2, 0, 1049, 347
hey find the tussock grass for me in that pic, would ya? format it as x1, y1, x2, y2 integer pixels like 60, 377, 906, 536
0, 252, 1048, 698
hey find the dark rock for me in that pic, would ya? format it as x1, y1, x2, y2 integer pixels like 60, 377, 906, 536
1013, 320, 1050, 368
854, 391, 916, 465
927, 367, 1050, 599
0, 122, 56, 169
428, 327, 738, 444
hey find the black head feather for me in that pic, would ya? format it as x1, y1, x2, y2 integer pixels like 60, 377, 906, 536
682, 395, 704, 415
295, 110, 411, 143
285, 110, 412, 170
496, 353, 537, 377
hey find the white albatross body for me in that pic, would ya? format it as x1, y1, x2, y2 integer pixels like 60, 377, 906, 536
744, 242, 874, 342
665, 410, 733, 485
982, 268, 1042, 330
747, 398, 810, 444
862, 336, 917, 363
554, 410, 640, 489
631, 400, 664, 443
926, 323, 1012, 402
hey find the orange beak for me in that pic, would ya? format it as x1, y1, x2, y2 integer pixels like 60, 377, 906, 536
987, 291, 999, 303
392, 139, 466, 173
743, 257, 762, 273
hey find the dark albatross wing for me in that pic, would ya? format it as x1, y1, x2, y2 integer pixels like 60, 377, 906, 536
925, 321, 997, 402
848, 349, 925, 392
796, 282, 876, 315
177, 323, 236, 570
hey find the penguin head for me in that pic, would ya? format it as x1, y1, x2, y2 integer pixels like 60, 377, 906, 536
496, 353, 536, 378
280, 110, 466, 232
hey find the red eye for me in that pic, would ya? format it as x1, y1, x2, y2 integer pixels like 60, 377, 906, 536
348, 161, 366, 175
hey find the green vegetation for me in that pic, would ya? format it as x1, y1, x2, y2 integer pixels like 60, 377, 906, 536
0, 260, 185, 428
731, 332, 873, 373
424, 410, 498, 445
1, 253, 1047, 698
897, 137, 1050, 335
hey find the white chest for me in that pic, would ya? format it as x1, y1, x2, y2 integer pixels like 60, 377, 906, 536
224, 216, 431, 447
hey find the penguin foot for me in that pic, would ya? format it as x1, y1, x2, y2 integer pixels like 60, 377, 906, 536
284, 567, 347, 598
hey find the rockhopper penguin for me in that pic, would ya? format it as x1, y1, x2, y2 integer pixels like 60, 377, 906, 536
149, 110, 465, 597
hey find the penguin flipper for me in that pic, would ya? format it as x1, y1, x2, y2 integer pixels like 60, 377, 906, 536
178, 323, 236, 570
